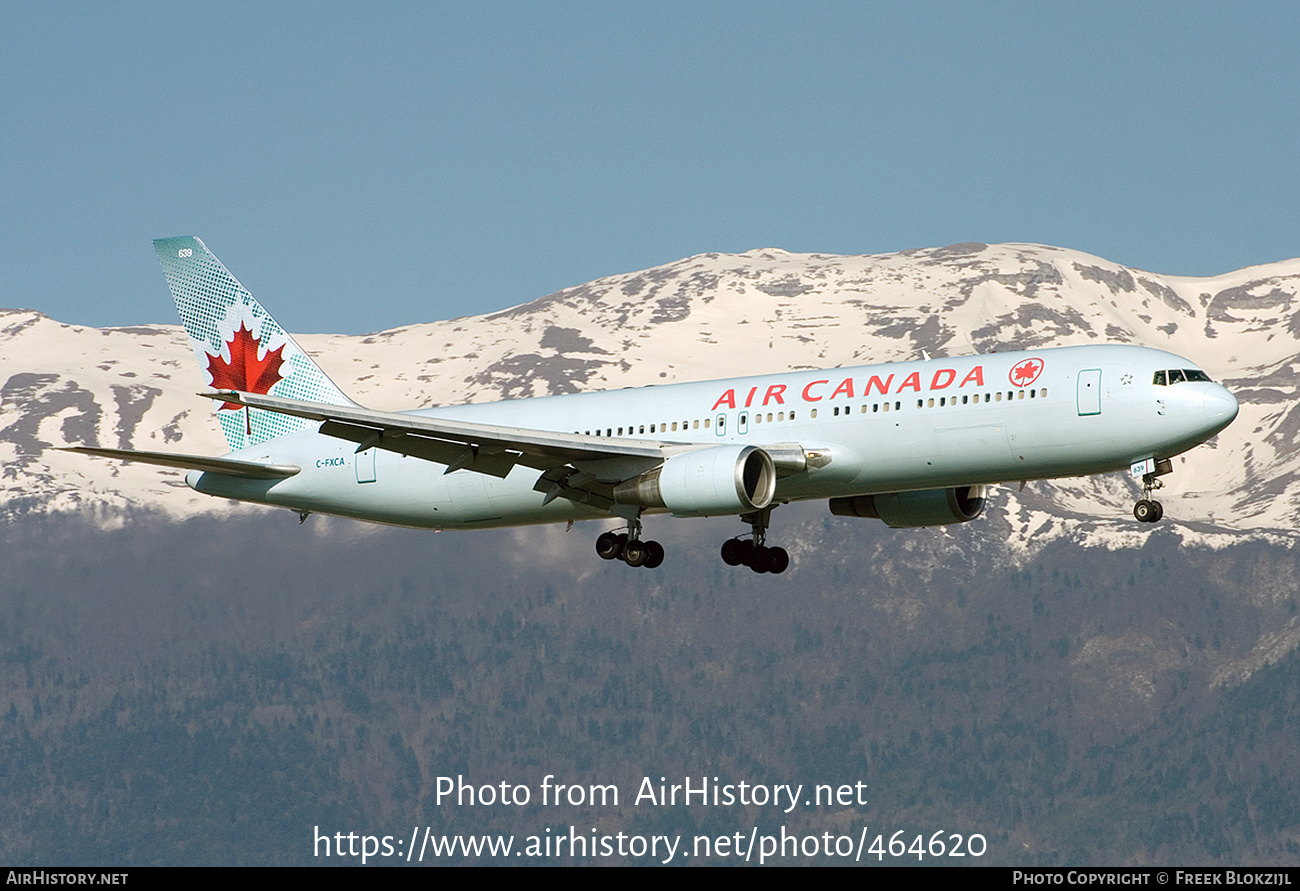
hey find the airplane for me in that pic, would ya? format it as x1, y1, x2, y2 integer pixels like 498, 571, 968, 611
65, 237, 1241, 574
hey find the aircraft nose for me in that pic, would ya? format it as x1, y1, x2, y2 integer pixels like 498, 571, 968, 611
1203, 385, 1239, 432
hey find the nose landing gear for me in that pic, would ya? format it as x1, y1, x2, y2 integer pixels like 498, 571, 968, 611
1133, 498, 1164, 523
1133, 466, 1167, 523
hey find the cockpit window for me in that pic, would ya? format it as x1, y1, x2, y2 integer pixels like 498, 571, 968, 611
1154, 368, 1213, 386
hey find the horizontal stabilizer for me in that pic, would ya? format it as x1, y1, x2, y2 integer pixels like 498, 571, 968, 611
60, 447, 300, 479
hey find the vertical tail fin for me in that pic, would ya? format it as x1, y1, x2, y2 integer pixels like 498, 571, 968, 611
154, 236, 354, 452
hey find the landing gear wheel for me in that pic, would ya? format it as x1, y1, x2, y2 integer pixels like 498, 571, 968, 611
721, 539, 747, 566
596, 531, 624, 560
722, 507, 789, 575
622, 539, 649, 567
1134, 500, 1158, 523
643, 540, 665, 569
737, 540, 756, 566
1150, 500, 1164, 522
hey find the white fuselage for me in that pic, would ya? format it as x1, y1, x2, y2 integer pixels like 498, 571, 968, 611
189, 344, 1238, 529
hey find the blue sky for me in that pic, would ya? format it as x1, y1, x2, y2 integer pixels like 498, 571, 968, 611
3, 2, 1297, 334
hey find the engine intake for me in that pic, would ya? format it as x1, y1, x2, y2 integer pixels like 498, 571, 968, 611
614, 445, 776, 517
829, 485, 988, 528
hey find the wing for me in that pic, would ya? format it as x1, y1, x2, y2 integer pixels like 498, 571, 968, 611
208, 389, 811, 510
209, 389, 675, 511
210, 389, 671, 469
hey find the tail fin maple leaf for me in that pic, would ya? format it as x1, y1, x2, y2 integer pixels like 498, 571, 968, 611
207, 323, 287, 410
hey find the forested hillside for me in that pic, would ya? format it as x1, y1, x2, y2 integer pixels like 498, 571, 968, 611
2, 509, 1296, 864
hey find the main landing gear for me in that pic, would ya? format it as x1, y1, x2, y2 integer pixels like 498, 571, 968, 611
721, 508, 790, 574
595, 516, 664, 569
1133, 469, 1166, 523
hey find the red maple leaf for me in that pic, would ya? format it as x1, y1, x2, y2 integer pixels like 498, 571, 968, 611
1011, 359, 1042, 386
206, 322, 286, 410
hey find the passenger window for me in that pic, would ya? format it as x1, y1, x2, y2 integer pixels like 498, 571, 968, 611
810, 409, 818, 419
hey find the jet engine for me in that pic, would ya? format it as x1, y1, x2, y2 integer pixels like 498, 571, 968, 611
614, 445, 776, 517
829, 485, 988, 528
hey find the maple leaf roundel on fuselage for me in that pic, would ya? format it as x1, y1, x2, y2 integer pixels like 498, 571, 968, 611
206, 322, 287, 410
1009, 357, 1044, 387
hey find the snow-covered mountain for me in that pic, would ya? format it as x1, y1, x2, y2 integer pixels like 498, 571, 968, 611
4, 241, 1298, 547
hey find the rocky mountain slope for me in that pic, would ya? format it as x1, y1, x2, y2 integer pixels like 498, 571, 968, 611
3, 241, 1298, 545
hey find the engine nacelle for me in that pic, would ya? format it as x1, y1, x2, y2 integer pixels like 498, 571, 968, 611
614, 445, 776, 518
829, 485, 988, 528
